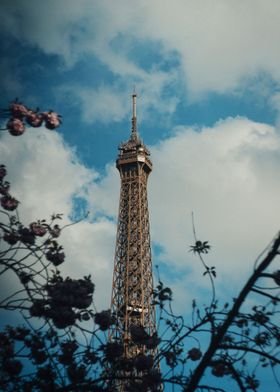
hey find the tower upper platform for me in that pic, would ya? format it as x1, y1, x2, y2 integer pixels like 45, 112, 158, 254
116, 93, 152, 173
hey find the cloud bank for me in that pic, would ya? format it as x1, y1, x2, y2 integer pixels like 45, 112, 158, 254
0, 0, 279, 309
150, 117, 280, 275
2, 0, 280, 121
84, 116, 280, 304
1, 114, 279, 308
0, 129, 115, 308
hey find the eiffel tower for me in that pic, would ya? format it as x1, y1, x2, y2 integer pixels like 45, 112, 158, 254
109, 93, 158, 389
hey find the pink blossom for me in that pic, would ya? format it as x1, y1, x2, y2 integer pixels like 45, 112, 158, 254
7, 118, 25, 136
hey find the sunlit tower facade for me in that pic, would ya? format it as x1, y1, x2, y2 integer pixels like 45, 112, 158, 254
109, 94, 157, 361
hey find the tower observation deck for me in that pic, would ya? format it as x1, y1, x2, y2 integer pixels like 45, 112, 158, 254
109, 94, 158, 388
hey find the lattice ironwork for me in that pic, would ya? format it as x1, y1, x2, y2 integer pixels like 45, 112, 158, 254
109, 95, 158, 389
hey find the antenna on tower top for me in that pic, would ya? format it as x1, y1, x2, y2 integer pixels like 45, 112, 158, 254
131, 89, 137, 139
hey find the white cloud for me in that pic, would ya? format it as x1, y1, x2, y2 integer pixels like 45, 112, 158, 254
60, 85, 130, 124
0, 0, 88, 65
2, 0, 280, 101
88, 163, 119, 217
0, 128, 114, 309
133, 0, 280, 98
1, 116, 279, 309
59, 219, 115, 308
149, 117, 280, 297
59, 67, 179, 124
85, 116, 280, 303
0, 128, 95, 221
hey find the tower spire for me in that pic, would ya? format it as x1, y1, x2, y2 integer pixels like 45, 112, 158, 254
131, 92, 138, 141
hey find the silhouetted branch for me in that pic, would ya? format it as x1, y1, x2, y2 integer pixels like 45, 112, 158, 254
187, 232, 280, 391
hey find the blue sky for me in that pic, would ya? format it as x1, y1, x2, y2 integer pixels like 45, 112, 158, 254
0, 2, 280, 384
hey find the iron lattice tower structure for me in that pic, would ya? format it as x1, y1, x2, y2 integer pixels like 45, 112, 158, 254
110, 94, 157, 363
